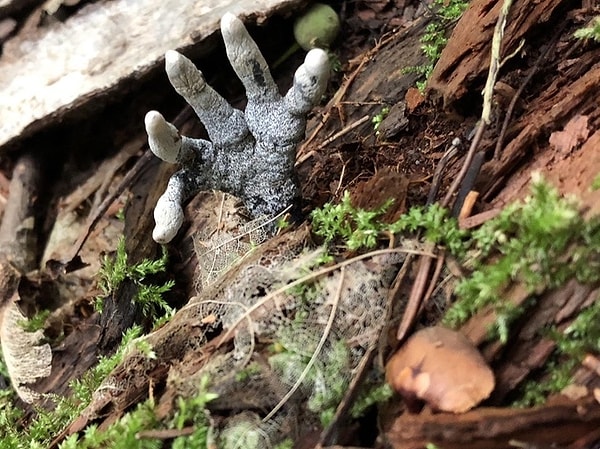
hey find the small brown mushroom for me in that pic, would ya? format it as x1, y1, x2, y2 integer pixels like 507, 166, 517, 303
386, 326, 495, 413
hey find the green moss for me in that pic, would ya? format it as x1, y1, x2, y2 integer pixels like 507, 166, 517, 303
96, 237, 174, 322
403, 0, 470, 91
313, 175, 600, 408
58, 376, 216, 449
17, 309, 51, 333
574, 16, 600, 42
269, 338, 351, 426
313, 175, 600, 346
273, 438, 294, 449
592, 172, 600, 191
515, 296, 600, 407
350, 382, 393, 418
71, 325, 144, 405
311, 191, 466, 254
59, 400, 161, 449
372, 106, 390, 133
444, 175, 600, 342
513, 359, 577, 407
0, 326, 146, 448
235, 362, 262, 382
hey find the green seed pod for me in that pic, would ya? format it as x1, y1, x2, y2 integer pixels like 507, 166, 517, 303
293, 3, 340, 50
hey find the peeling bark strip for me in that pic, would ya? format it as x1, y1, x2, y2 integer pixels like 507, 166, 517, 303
0, 152, 51, 403
0, 0, 308, 151
0, 301, 52, 403
384, 397, 600, 449
428, 0, 564, 106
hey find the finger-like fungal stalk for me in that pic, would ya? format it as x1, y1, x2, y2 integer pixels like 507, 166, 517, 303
145, 12, 330, 243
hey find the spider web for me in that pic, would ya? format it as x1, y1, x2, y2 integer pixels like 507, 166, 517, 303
186, 246, 404, 448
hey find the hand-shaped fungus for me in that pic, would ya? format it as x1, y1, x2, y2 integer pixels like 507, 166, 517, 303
145, 13, 330, 243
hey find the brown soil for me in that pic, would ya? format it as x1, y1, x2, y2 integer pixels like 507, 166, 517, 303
1, 0, 600, 448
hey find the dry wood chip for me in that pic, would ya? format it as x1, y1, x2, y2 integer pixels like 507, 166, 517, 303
549, 114, 590, 154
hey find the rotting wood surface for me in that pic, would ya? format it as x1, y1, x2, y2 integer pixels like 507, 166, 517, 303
1, 0, 600, 447
427, 0, 565, 107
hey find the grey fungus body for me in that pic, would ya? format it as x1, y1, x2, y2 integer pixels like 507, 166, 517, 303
145, 13, 330, 243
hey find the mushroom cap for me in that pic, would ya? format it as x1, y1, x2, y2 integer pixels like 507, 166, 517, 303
386, 326, 495, 413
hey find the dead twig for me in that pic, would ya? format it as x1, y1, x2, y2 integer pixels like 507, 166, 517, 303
0, 151, 41, 272
395, 137, 461, 340
297, 29, 400, 159
494, 25, 564, 159
442, 0, 513, 208
317, 335, 376, 447
396, 243, 435, 341
427, 138, 461, 205
135, 427, 195, 440
297, 115, 370, 165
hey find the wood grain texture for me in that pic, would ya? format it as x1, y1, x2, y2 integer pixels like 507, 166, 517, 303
0, 0, 308, 151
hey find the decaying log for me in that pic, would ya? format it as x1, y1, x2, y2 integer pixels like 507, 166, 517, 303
427, 0, 565, 107
0, 0, 310, 151
383, 397, 600, 449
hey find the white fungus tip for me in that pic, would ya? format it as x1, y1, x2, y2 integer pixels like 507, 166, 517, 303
304, 48, 330, 76
152, 227, 175, 245
145, 111, 181, 164
153, 196, 184, 243
165, 50, 188, 76
144, 110, 165, 133
165, 50, 181, 66
220, 12, 240, 31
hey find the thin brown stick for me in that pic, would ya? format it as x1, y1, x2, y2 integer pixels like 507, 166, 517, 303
296, 115, 370, 165
317, 114, 370, 150
136, 426, 195, 440
317, 335, 376, 447
297, 30, 400, 158
427, 139, 460, 204
442, 0, 512, 208
441, 123, 485, 208
421, 251, 446, 314
396, 244, 435, 341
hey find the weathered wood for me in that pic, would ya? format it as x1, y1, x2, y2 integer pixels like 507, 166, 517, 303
0, 0, 309, 151
0, 151, 49, 403
427, 0, 565, 107
383, 397, 600, 449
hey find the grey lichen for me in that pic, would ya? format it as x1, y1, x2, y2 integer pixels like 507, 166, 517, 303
145, 13, 330, 243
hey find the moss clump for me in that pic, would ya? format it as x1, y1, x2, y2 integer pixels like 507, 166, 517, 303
445, 174, 600, 341
96, 237, 174, 322
312, 174, 600, 408
403, 0, 470, 91
574, 16, 600, 43
311, 190, 466, 254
